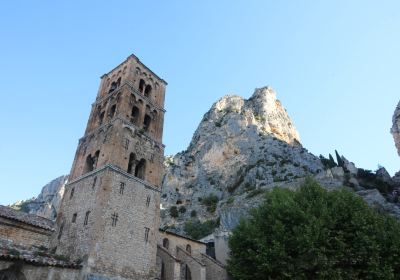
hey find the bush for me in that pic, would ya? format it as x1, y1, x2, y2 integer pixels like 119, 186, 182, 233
190, 210, 197, 217
184, 218, 220, 239
201, 193, 219, 213
169, 206, 179, 218
178, 206, 186, 213
228, 178, 400, 280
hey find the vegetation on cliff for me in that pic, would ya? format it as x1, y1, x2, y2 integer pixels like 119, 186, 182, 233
228, 178, 400, 279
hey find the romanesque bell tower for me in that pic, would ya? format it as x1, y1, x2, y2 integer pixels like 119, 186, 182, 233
52, 54, 167, 280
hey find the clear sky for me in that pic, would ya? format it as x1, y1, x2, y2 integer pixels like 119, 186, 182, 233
0, 0, 399, 205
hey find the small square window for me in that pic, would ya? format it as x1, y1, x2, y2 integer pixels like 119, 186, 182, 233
120, 182, 125, 195
144, 227, 150, 242
72, 213, 77, 223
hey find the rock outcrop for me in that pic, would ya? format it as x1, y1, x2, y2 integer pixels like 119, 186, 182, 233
161, 87, 325, 233
391, 101, 400, 156
10, 175, 68, 220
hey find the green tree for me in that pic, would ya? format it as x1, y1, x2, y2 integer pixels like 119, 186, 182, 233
228, 178, 400, 280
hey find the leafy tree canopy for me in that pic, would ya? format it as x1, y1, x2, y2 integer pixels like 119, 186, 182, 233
228, 178, 400, 280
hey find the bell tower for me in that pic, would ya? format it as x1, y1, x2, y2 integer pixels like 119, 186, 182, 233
52, 55, 167, 280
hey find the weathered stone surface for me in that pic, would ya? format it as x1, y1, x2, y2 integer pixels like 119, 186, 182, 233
391, 100, 400, 156
160, 87, 325, 234
357, 189, 400, 219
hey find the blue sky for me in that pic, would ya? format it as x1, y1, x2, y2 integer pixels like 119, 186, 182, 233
0, 0, 399, 205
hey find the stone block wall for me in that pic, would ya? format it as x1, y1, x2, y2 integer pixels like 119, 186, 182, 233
0, 260, 80, 280
176, 247, 206, 280
200, 254, 229, 280
158, 231, 206, 257
0, 217, 52, 248
53, 165, 161, 279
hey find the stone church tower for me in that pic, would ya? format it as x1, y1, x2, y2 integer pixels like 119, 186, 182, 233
51, 54, 167, 280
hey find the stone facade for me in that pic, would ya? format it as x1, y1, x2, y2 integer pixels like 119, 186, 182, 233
0, 261, 80, 280
156, 231, 228, 280
50, 54, 166, 280
0, 216, 51, 248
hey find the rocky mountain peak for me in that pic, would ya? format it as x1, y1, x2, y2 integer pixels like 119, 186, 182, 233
188, 87, 300, 155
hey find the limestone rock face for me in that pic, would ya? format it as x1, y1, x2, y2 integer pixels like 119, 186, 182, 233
392, 101, 400, 156
10, 175, 68, 220
161, 87, 324, 232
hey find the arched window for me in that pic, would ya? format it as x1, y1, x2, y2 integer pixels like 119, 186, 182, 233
144, 84, 152, 97
163, 238, 169, 249
185, 265, 192, 280
135, 159, 146, 180
186, 244, 192, 254
99, 111, 105, 125
139, 79, 145, 93
108, 81, 117, 93
143, 114, 151, 132
131, 106, 140, 125
85, 154, 94, 173
161, 261, 166, 280
127, 153, 136, 174
116, 77, 121, 88
109, 104, 116, 119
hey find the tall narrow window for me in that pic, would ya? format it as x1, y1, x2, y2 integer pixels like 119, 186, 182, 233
120, 182, 125, 195
144, 227, 150, 242
143, 114, 151, 132
72, 213, 77, 223
130, 106, 140, 125
109, 104, 116, 119
84, 211, 90, 226
92, 177, 97, 189
124, 138, 130, 150
144, 85, 152, 98
85, 154, 94, 173
139, 79, 145, 93
146, 195, 151, 207
111, 213, 118, 227
185, 265, 192, 280
109, 81, 117, 93
163, 238, 169, 249
99, 111, 105, 125
127, 153, 136, 174
186, 244, 192, 254
70, 188, 75, 199
135, 159, 146, 180
93, 150, 100, 169
58, 222, 64, 240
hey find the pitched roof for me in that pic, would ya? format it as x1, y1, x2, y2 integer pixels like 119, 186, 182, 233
0, 205, 54, 231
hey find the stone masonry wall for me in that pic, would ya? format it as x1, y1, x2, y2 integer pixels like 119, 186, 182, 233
176, 247, 206, 280
156, 245, 181, 280
0, 217, 51, 248
0, 260, 80, 280
53, 166, 161, 279
88, 168, 161, 279
200, 254, 229, 280
158, 231, 206, 257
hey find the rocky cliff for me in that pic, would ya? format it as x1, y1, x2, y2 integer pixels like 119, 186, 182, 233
10, 175, 68, 220
391, 101, 400, 156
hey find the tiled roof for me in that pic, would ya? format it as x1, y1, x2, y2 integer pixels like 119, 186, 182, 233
0, 239, 81, 269
0, 205, 54, 231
